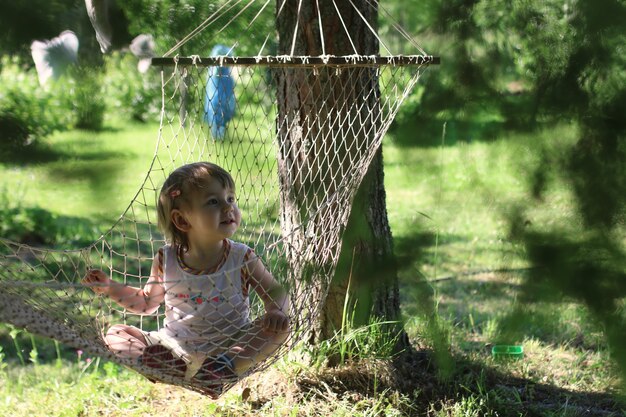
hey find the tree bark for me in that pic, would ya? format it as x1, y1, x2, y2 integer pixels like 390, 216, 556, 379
275, 0, 404, 348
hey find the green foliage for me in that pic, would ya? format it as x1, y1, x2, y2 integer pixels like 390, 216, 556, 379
0, 57, 73, 154
0, 205, 60, 246
0, 112, 30, 156
0, 0, 85, 61
64, 66, 106, 131
119, 0, 274, 55
0, 56, 108, 157
501, 0, 626, 386
394, 0, 504, 122
392, 0, 580, 128
7, 325, 26, 366
0, 346, 6, 374
313, 318, 403, 367
102, 52, 161, 123
308, 298, 404, 367
429, 394, 497, 417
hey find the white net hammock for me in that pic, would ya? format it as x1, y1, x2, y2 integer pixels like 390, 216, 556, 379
0, 0, 437, 396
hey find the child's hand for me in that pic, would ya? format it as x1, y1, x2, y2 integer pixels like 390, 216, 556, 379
262, 309, 290, 333
82, 269, 111, 295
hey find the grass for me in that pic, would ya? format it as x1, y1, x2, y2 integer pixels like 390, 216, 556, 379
385, 122, 580, 278
1, 119, 624, 415
0, 122, 157, 225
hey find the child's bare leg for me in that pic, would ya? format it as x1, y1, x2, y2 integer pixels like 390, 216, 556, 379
104, 324, 148, 359
105, 324, 186, 380
227, 318, 290, 374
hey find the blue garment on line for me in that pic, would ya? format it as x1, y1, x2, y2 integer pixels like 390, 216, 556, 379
204, 45, 236, 140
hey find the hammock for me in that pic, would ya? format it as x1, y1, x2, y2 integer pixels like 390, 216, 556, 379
0, 0, 438, 396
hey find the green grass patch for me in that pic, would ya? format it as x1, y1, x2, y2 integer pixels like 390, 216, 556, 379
0, 122, 157, 232
0, 360, 155, 417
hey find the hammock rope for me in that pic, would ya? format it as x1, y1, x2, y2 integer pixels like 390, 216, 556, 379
0, 0, 438, 397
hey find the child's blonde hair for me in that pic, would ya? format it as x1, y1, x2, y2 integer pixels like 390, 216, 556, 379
157, 162, 235, 250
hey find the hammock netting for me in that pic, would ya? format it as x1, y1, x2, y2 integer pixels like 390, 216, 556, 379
0, 0, 437, 396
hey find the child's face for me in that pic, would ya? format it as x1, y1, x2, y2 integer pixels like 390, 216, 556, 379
181, 177, 241, 245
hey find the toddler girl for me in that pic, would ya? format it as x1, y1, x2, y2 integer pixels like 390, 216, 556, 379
84, 162, 290, 397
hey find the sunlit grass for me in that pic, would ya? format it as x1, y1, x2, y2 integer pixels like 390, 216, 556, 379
0, 360, 154, 417
0, 122, 157, 226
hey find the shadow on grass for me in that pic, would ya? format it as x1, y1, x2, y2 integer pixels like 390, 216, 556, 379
0, 140, 130, 166
0, 122, 129, 166
392, 225, 622, 414
43, 155, 135, 218
389, 118, 505, 148
46, 158, 128, 183
388, 116, 555, 148
395, 225, 605, 350
0, 141, 68, 165
392, 348, 623, 416
257, 348, 623, 416
394, 229, 468, 269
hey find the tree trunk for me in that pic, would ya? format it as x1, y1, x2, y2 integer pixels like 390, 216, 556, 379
275, 0, 404, 348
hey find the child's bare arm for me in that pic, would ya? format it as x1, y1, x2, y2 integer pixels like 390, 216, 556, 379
83, 253, 164, 315
247, 257, 290, 332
